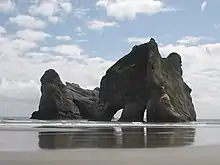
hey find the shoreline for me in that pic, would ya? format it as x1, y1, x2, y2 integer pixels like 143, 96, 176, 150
0, 145, 219, 165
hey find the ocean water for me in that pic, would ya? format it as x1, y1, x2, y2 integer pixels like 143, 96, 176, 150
0, 118, 220, 151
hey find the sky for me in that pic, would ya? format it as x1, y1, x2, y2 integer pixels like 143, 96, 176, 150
0, 0, 220, 119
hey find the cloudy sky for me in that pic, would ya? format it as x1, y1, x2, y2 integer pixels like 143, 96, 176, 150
0, 0, 219, 119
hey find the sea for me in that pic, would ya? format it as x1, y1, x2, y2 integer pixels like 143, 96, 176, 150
0, 117, 220, 151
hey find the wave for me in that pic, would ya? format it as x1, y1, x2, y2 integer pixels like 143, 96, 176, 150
0, 118, 220, 130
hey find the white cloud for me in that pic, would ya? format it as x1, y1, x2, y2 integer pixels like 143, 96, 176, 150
48, 16, 60, 24
0, 36, 9, 45
0, 78, 40, 117
60, 2, 72, 13
25, 52, 64, 62
0, 38, 37, 56
0, 35, 37, 62
96, 0, 177, 20
40, 46, 51, 52
88, 20, 118, 30
10, 39, 37, 52
51, 44, 85, 59
74, 8, 91, 19
29, 1, 59, 16
0, 0, 15, 12
29, 0, 73, 22
201, 1, 207, 11
35, 44, 88, 60
0, 79, 39, 100
16, 29, 51, 42
0, 26, 7, 35
127, 37, 151, 44
56, 35, 72, 41
177, 36, 213, 45
9, 15, 46, 29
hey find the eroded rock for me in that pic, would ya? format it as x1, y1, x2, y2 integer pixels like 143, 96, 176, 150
97, 38, 196, 122
31, 38, 196, 122
30, 69, 102, 120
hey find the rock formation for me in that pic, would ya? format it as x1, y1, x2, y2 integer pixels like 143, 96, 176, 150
31, 38, 196, 122
96, 38, 196, 122
30, 69, 102, 120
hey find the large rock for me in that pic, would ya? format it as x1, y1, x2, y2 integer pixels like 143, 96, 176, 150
31, 69, 102, 120
96, 38, 196, 122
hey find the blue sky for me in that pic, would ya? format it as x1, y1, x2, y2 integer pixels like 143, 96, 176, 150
1, 0, 219, 60
0, 0, 220, 118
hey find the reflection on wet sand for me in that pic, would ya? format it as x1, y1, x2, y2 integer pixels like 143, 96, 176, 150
146, 128, 196, 148
121, 128, 145, 148
39, 128, 118, 149
38, 127, 195, 149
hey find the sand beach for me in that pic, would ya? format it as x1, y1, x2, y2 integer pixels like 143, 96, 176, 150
0, 145, 219, 165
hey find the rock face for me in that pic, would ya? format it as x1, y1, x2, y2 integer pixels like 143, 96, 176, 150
97, 38, 196, 122
65, 82, 103, 119
31, 69, 102, 120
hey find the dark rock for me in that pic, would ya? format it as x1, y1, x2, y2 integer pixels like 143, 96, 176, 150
146, 86, 183, 122
65, 82, 104, 119
97, 38, 196, 122
31, 38, 196, 122
167, 52, 183, 76
31, 69, 102, 120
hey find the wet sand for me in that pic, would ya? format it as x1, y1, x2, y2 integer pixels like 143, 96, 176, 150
1, 120, 220, 165
0, 145, 219, 165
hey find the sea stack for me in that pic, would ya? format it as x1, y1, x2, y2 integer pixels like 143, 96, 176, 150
31, 38, 196, 122
30, 69, 103, 120
96, 38, 196, 122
